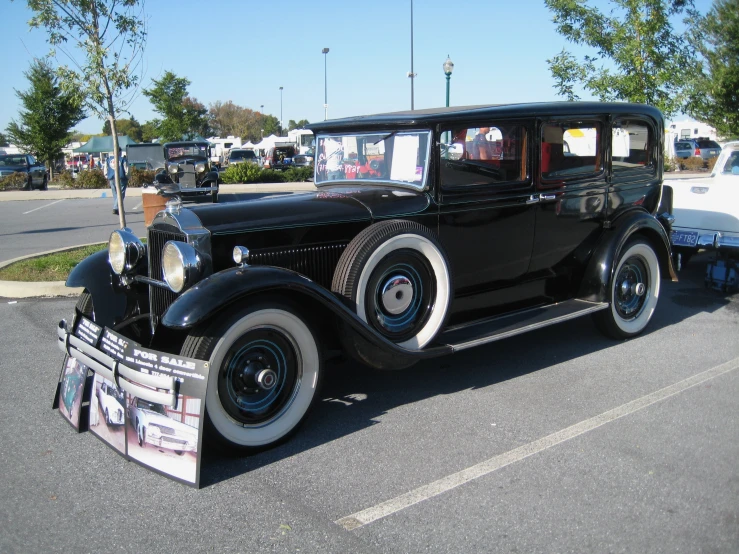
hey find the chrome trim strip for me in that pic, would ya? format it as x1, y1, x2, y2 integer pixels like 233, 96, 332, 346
450, 302, 609, 352
134, 275, 170, 288
117, 363, 175, 391
118, 378, 176, 408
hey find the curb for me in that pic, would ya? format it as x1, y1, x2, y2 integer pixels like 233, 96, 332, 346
0, 244, 102, 299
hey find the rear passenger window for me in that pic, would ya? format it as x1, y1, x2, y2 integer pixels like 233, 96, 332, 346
541, 121, 602, 181
440, 123, 527, 188
612, 119, 655, 176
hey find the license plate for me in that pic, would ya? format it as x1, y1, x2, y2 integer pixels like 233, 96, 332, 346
672, 230, 699, 247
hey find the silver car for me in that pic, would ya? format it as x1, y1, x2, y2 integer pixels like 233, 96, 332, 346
674, 139, 721, 165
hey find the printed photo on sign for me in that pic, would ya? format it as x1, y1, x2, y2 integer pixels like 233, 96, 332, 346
57, 355, 88, 430
126, 393, 201, 484
89, 374, 126, 454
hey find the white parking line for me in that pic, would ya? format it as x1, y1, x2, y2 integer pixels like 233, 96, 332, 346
336, 357, 739, 531
132, 202, 142, 210
22, 199, 65, 215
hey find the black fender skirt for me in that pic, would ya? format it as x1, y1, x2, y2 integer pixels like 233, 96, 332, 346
578, 209, 678, 303
65, 249, 128, 329
160, 265, 453, 363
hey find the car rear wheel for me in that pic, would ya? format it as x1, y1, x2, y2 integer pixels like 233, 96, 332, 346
594, 238, 660, 339
40, 175, 48, 191
181, 301, 322, 451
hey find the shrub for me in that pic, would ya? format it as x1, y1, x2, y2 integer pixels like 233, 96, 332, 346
0, 172, 30, 191
128, 166, 157, 188
221, 162, 263, 184
707, 156, 719, 173
55, 170, 76, 188
681, 156, 705, 171
282, 166, 313, 182
66, 168, 108, 189
664, 157, 678, 172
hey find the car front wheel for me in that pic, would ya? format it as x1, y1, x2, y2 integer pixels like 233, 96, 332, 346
594, 238, 661, 339
181, 301, 322, 451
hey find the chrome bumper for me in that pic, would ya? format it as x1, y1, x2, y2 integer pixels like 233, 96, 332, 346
697, 232, 739, 253
57, 320, 177, 407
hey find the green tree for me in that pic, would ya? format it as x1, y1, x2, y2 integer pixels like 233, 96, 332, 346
5, 60, 84, 179
684, 0, 739, 138
25, 0, 148, 228
140, 120, 159, 143
143, 71, 209, 141
288, 119, 310, 131
102, 117, 143, 142
0, 132, 9, 147
545, 0, 696, 118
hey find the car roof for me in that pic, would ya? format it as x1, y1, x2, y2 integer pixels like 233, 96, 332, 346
163, 141, 209, 147
307, 102, 664, 133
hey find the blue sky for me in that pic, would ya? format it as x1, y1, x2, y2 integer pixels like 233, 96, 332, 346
0, 0, 713, 135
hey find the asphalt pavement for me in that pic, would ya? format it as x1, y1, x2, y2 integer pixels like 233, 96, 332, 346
0, 256, 736, 553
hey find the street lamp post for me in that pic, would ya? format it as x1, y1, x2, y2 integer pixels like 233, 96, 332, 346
322, 48, 329, 120
443, 55, 454, 107
260, 104, 264, 113
279, 86, 283, 135
409, 0, 415, 110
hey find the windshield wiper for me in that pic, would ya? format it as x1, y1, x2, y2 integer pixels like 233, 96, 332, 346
373, 131, 399, 145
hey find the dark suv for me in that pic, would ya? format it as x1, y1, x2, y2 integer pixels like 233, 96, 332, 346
56, 102, 676, 482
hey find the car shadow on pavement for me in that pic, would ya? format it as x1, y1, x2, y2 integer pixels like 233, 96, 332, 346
199, 251, 736, 487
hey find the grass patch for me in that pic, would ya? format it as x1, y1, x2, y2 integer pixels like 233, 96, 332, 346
0, 243, 107, 282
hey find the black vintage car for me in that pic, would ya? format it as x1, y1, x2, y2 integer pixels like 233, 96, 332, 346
57, 102, 676, 453
154, 141, 220, 202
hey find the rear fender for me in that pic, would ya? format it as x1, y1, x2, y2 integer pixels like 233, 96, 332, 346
65, 249, 128, 328
578, 209, 677, 303
160, 265, 451, 366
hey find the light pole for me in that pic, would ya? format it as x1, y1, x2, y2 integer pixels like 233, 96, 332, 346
322, 47, 329, 120
443, 55, 454, 107
408, 0, 415, 110
279, 86, 283, 135
260, 104, 264, 113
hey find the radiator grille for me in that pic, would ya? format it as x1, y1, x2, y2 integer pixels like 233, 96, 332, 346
148, 228, 186, 320
178, 164, 197, 189
250, 243, 347, 289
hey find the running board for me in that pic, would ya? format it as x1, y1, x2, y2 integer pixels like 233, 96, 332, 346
437, 299, 609, 352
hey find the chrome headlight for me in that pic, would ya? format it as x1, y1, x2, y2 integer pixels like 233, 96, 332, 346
195, 162, 206, 173
162, 241, 205, 293
108, 229, 146, 275
168, 163, 179, 174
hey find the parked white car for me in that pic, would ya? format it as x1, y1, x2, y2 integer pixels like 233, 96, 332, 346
670, 141, 739, 264
98, 378, 125, 426
128, 397, 198, 454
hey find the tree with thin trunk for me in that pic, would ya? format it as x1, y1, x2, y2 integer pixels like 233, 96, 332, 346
6, 60, 84, 180
545, 0, 696, 119
24, 0, 147, 228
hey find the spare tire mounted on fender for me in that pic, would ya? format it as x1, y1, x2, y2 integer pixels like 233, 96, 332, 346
332, 220, 451, 349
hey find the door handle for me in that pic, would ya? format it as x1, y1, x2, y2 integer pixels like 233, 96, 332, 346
540, 194, 557, 202
526, 194, 540, 204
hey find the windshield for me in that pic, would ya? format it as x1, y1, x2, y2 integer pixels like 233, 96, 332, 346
315, 130, 432, 189
230, 150, 256, 160
136, 399, 167, 415
0, 155, 27, 166
166, 144, 208, 159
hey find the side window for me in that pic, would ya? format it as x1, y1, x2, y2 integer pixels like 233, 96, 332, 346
28, 155, 35, 165
440, 123, 527, 187
541, 120, 602, 181
612, 119, 654, 175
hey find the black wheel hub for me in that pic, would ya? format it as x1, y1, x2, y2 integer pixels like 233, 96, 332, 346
615, 256, 649, 319
365, 249, 436, 342
218, 328, 298, 425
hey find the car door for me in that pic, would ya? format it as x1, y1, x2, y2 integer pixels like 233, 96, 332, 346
437, 121, 537, 321
528, 117, 608, 300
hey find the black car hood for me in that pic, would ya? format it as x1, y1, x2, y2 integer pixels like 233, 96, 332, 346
187, 185, 431, 235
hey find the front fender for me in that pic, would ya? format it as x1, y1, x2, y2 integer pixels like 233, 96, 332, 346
578, 209, 678, 303
160, 265, 452, 361
65, 249, 128, 328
